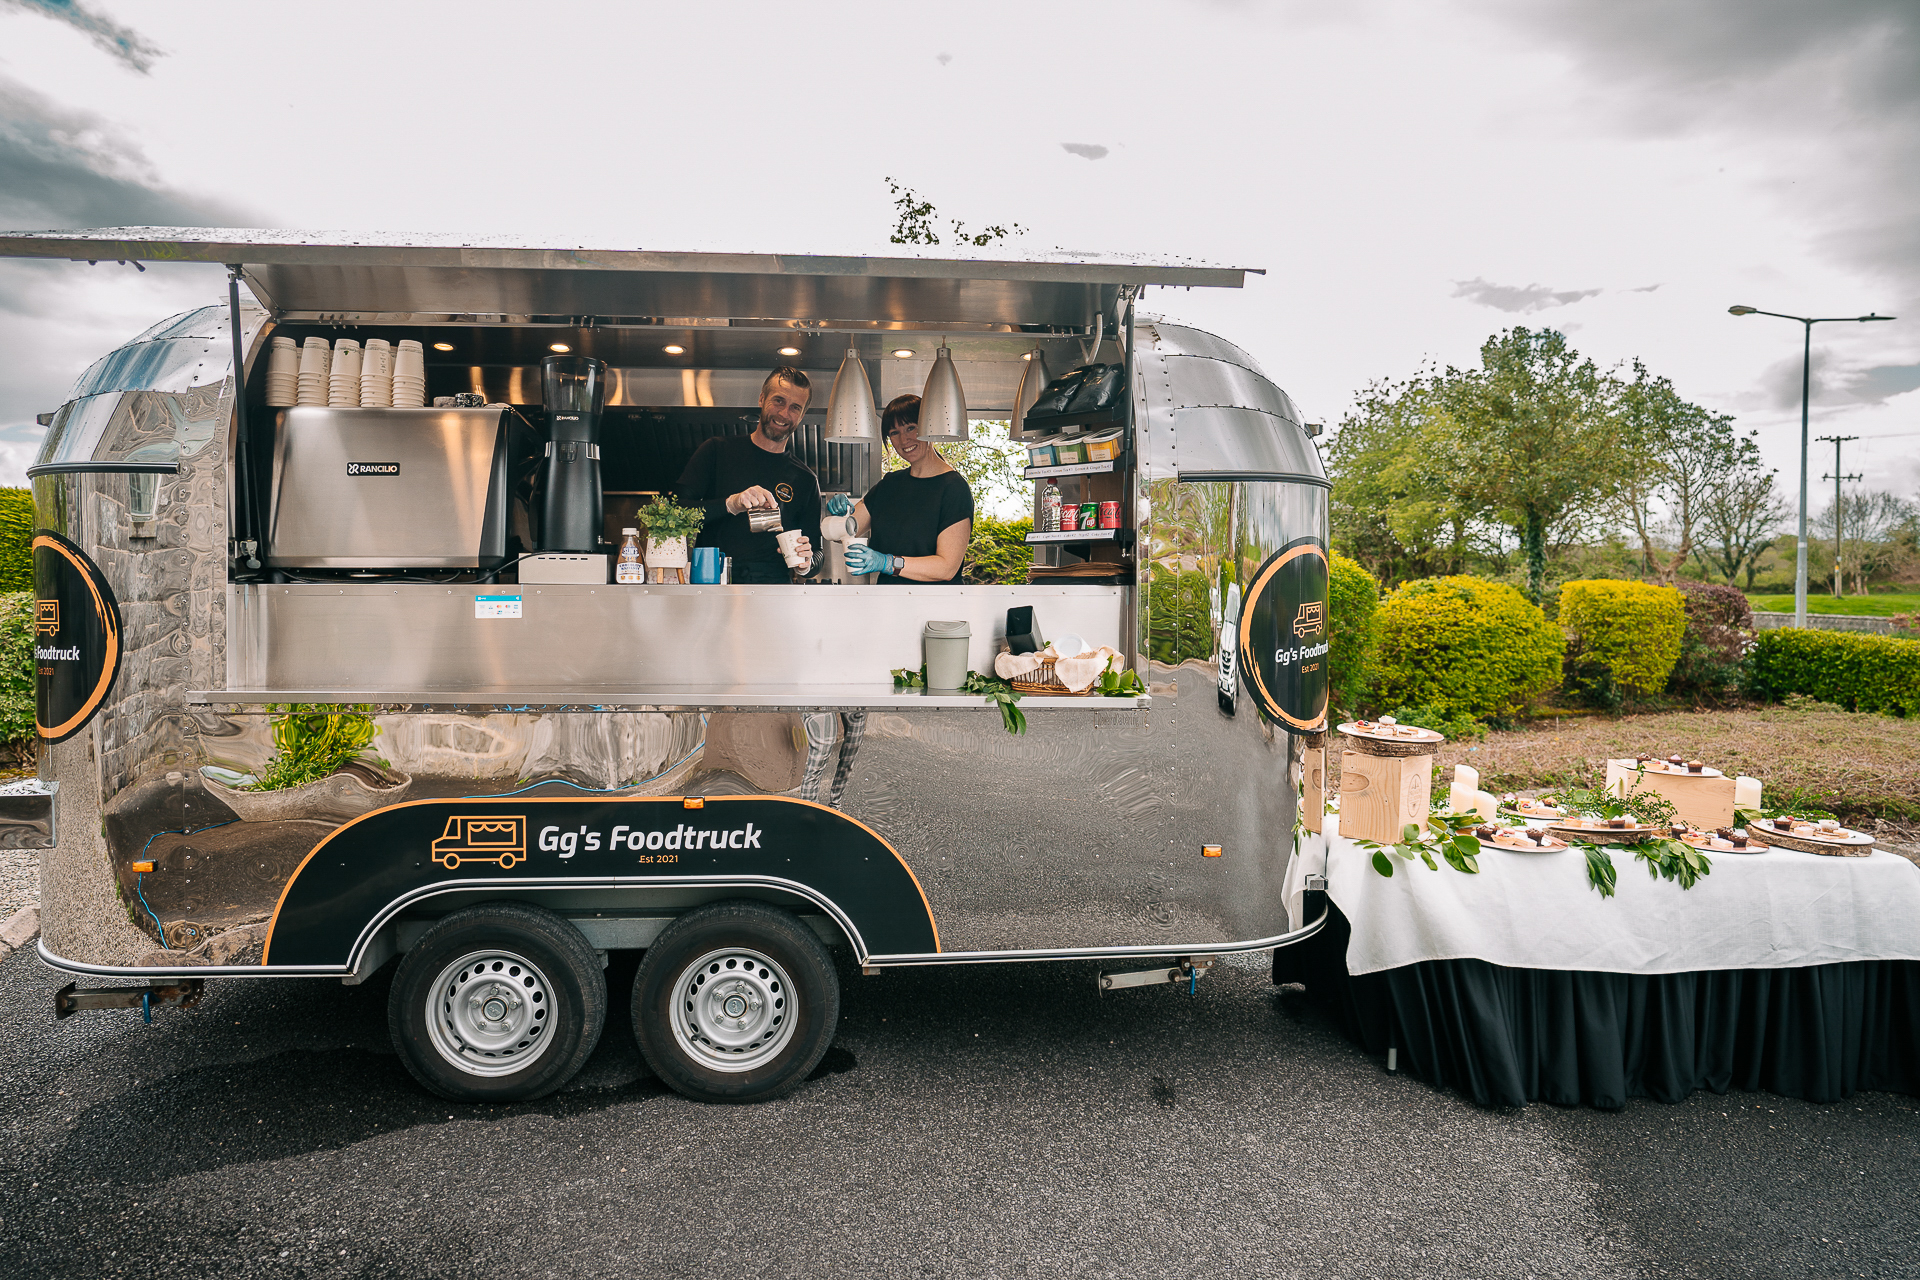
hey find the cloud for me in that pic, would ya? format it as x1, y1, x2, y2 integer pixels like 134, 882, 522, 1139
0, 73, 258, 463
1060, 143, 1108, 160
1849, 363, 1920, 403
1491, 2, 1920, 305
935, 52, 952, 65
0, 77, 251, 227
1449, 278, 1602, 312
1627, 283, 1662, 293
0, 0, 162, 73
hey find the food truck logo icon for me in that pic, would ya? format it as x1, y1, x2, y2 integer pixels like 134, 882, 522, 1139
774, 482, 794, 504
431, 815, 527, 870
1292, 601, 1324, 640
35, 600, 58, 635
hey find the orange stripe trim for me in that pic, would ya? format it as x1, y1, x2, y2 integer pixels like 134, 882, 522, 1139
34, 536, 121, 740
1238, 543, 1330, 731
262, 792, 940, 964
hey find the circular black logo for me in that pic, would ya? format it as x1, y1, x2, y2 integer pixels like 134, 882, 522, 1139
774, 482, 794, 504
1236, 541, 1328, 730
33, 531, 123, 744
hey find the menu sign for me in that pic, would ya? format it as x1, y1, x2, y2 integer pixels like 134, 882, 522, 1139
1235, 541, 1329, 731
33, 531, 122, 744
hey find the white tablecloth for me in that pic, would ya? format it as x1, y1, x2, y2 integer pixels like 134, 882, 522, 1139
1284, 815, 1920, 977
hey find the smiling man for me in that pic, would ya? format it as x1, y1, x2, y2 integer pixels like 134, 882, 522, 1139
674, 367, 822, 583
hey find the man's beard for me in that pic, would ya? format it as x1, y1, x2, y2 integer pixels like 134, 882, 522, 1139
758, 409, 797, 443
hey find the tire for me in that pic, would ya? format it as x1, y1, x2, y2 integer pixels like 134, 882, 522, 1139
388, 902, 606, 1102
631, 901, 840, 1104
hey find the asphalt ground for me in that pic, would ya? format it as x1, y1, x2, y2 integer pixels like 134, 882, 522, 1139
1, 943, 1916, 1280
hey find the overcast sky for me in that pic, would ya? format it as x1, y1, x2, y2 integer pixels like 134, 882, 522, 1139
0, 0, 1913, 503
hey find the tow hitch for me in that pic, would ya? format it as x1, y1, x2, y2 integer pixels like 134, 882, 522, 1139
56, 979, 204, 1023
1098, 955, 1216, 994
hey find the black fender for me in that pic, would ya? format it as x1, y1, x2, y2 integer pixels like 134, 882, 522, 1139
262, 795, 938, 967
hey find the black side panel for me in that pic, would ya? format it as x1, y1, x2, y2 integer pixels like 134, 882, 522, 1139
262, 795, 938, 966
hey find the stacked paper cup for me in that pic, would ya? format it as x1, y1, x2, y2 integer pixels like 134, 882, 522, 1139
296, 337, 332, 406
328, 339, 363, 407
264, 336, 299, 406
359, 338, 393, 407
391, 340, 426, 408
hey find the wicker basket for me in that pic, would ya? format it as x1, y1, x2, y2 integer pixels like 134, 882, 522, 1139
1009, 658, 1096, 697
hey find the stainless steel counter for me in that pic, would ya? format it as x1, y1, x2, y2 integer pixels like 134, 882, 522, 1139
222, 582, 1134, 704
190, 683, 1147, 712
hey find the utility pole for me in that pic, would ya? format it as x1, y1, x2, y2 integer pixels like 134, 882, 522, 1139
1818, 434, 1861, 598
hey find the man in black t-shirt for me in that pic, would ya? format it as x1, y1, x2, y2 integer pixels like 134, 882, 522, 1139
674, 368, 822, 584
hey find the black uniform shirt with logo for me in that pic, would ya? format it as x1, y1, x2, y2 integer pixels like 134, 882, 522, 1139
674, 433, 823, 583
860, 468, 975, 584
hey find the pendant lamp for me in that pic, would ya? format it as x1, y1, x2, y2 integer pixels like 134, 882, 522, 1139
1010, 346, 1052, 438
823, 347, 879, 441
917, 338, 969, 441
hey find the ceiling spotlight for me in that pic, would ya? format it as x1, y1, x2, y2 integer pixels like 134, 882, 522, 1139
549, 342, 571, 353
432, 342, 454, 352
778, 346, 800, 356
892, 348, 916, 358
663, 344, 686, 355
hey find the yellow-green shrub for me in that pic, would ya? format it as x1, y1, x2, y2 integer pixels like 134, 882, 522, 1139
1373, 575, 1564, 720
1559, 579, 1686, 699
1327, 551, 1381, 712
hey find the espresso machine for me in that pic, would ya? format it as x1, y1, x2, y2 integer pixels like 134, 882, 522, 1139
522, 355, 610, 583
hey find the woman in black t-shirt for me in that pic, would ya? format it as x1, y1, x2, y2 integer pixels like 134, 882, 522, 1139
832, 395, 974, 584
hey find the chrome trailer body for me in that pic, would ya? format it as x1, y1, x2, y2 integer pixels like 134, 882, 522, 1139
2, 230, 1329, 995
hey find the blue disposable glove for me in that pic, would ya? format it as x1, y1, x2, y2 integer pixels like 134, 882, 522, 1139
824, 494, 853, 516
845, 542, 895, 576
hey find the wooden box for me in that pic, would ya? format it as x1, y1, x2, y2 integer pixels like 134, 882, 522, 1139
1303, 746, 1326, 834
1338, 749, 1434, 844
1603, 760, 1735, 830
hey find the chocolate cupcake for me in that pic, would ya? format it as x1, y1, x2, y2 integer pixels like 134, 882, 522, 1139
1686, 760, 1704, 773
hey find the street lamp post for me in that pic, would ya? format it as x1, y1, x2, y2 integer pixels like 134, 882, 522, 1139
1727, 306, 1894, 628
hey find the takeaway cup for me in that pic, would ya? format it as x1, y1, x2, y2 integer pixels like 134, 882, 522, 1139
776, 528, 807, 569
923, 620, 971, 691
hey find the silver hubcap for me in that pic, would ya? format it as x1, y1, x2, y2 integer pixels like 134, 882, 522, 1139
426, 949, 556, 1077
671, 946, 797, 1073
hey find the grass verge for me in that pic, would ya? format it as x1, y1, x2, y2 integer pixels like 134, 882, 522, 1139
1429, 704, 1920, 822
1746, 592, 1920, 618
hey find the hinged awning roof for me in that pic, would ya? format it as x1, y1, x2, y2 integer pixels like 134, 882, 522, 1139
0, 228, 1258, 330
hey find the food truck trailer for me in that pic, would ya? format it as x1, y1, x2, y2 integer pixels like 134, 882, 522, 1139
1, 229, 1331, 1103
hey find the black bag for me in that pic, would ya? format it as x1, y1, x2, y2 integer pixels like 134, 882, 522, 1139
1065, 363, 1124, 415
1028, 366, 1094, 418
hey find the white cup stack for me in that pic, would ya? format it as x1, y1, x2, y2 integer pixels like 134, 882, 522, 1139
296, 337, 332, 406
328, 339, 363, 407
359, 338, 393, 407
391, 339, 426, 408
264, 336, 299, 406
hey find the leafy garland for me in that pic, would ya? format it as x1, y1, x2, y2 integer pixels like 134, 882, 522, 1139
1355, 815, 1482, 879
891, 665, 1028, 735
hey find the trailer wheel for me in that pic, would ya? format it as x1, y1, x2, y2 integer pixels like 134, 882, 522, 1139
388, 903, 606, 1102
632, 901, 839, 1104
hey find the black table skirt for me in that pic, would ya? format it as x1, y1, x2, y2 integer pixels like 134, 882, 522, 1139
1275, 899, 1920, 1110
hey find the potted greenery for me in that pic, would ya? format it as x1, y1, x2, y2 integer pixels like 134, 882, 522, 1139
640, 493, 706, 574
199, 704, 411, 824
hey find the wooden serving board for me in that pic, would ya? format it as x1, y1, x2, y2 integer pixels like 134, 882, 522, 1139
1749, 826, 1876, 856
1545, 822, 1661, 845
1680, 833, 1771, 854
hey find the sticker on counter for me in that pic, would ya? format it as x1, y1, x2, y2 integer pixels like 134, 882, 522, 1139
475, 594, 523, 619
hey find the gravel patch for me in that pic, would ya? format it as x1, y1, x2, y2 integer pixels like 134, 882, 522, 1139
0, 848, 35, 920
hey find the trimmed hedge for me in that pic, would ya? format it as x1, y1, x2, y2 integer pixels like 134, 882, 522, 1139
1750, 629, 1920, 717
0, 592, 34, 751
963, 516, 1033, 585
0, 489, 31, 594
1669, 580, 1755, 697
1560, 579, 1686, 698
1327, 550, 1380, 713
1373, 575, 1564, 720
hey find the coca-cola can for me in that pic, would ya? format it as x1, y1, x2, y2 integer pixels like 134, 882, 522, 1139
1059, 503, 1080, 532
1098, 500, 1120, 529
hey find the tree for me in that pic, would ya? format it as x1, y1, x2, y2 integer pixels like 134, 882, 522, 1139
1441, 329, 1628, 605
1820, 490, 1920, 594
1325, 372, 1497, 583
1612, 362, 1748, 585
1698, 458, 1788, 588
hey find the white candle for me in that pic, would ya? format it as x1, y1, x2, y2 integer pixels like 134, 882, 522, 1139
1734, 776, 1763, 810
1455, 763, 1480, 791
